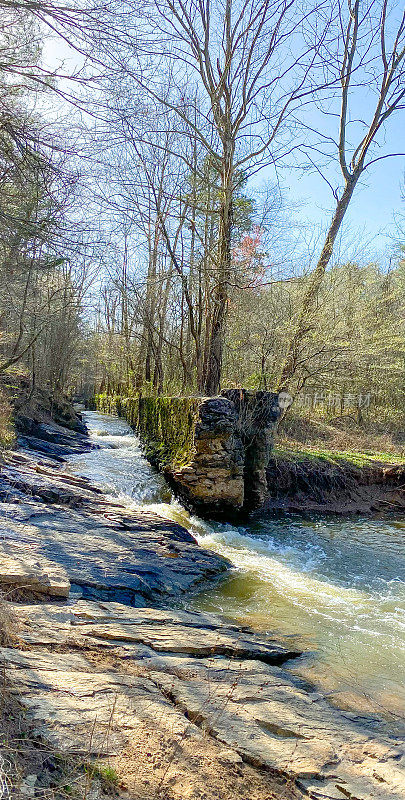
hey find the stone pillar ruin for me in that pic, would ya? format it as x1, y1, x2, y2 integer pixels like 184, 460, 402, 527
171, 396, 245, 516
222, 389, 281, 509
171, 391, 281, 516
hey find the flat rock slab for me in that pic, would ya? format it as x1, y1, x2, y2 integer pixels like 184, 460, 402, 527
0, 459, 229, 603
0, 543, 70, 597
6, 600, 405, 800
1, 646, 191, 756
15, 418, 95, 459
0, 499, 228, 602
15, 601, 299, 663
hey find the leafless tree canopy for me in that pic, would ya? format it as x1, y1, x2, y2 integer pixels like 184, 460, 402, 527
0, 0, 404, 417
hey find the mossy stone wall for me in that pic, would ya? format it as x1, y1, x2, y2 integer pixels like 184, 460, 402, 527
95, 393, 201, 469
94, 391, 281, 516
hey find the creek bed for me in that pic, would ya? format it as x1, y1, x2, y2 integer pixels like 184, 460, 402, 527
66, 410, 405, 733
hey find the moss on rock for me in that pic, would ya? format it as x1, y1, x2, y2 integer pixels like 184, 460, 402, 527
95, 393, 200, 469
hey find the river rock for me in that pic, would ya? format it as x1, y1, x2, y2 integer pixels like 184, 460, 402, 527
0, 446, 229, 603
16, 415, 92, 449
0, 458, 103, 506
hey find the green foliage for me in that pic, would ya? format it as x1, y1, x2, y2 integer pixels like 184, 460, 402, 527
90, 764, 119, 785
95, 393, 119, 415
95, 393, 201, 469
83, 762, 120, 795
186, 157, 256, 239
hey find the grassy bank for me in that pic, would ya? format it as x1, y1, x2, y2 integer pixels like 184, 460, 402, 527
273, 444, 404, 468
265, 411, 404, 514
276, 409, 404, 469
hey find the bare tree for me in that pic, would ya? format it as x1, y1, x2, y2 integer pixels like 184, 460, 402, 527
106, 0, 332, 394
278, 0, 405, 393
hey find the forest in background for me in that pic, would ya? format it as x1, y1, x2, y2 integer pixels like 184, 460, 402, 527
0, 0, 404, 454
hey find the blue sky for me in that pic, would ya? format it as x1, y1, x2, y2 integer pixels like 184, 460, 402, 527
280, 123, 404, 258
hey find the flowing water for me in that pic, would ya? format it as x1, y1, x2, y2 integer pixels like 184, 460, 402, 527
67, 410, 405, 731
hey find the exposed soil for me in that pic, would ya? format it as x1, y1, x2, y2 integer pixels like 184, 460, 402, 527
265, 456, 405, 514
105, 720, 298, 800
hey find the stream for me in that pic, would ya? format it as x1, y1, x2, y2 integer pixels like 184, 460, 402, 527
67, 410, 405, 730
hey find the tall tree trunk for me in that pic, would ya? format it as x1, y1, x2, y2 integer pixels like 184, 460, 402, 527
204, 141, 233, 396
278, 175, 359, 392
153, 262, 171, 394
135, 226, 158, 389
120, 237, 135, 390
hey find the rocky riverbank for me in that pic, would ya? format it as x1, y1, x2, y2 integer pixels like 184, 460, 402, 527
1, 418, 404, 800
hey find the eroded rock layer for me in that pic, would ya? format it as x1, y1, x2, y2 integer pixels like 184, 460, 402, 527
4, 599, 405, 800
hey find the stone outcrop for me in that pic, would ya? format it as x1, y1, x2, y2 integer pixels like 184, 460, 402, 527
4, 599, 404, 800
16, 417, 98, 460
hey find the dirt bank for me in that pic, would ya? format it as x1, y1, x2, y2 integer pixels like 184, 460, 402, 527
265, 454, 405, 514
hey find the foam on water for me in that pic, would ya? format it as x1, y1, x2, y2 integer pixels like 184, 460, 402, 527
67, 411, 169, 505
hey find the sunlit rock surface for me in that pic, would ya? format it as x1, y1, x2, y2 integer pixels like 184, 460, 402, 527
0, 452, 229, 605
4, 599, 404, 800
